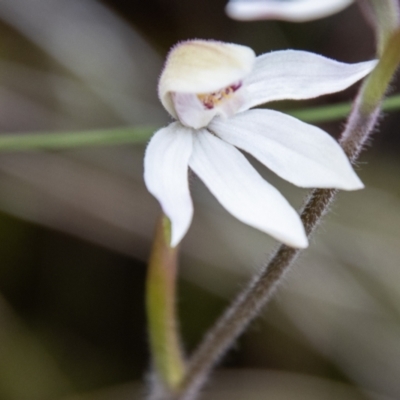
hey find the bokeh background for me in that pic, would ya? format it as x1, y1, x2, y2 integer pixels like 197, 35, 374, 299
0, 0, 399, 399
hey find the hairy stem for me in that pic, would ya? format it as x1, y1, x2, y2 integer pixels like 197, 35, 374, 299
147, 215, 186, 398
357, 0, 400, 55
175, 28, 400, 400
175, 193, 338, 400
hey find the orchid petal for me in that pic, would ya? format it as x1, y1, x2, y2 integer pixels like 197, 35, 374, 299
226, 0, 354, 22
210, 109, 363, 190
172, 92, 219, 129
241, 50, 377, 110
189, 130, 308, 248
159, 40, 255, 120
144, 122, 194, 246
172, 87, 247, 129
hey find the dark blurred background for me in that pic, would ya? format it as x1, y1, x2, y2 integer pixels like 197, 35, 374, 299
0, 1, 399, 399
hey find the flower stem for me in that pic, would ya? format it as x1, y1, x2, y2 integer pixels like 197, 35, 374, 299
146, 215, 185, 396
285, 92, 398, 123
357, 0, 400, 55
0, 94, 399, 152
175, 28, 400, 400
0, 126, 155, 151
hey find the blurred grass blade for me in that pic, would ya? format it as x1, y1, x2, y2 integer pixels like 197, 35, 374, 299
288, 92, 400, 123
0, 0, 164, 124
0, 127, 155, 151
0, 93, 398, 153
288, 102, 352, 123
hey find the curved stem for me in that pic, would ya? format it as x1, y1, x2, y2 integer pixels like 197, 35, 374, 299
147, 215, 186, 397
176, 28, 400, 400
177, 189, 337, 400
357, 0, 400, 55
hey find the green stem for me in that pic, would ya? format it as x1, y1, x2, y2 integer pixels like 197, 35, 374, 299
146, 215, 185, 393
0, 95, 398, 152
361, 30, 400, 113
357, 0, 400, 55
287, 93, 400, 123
0, 126, 155, 151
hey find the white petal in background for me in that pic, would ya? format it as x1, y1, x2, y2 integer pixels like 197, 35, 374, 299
144, 123, 194, 247
210, 109, 363, 190
226, 0, 354, 22
189, 130, 308, 248
241, 50, 377, 110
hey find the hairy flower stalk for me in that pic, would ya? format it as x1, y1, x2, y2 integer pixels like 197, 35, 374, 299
357, 0, 400, 55
146, 215, 185, 397
174, 28, 400, 400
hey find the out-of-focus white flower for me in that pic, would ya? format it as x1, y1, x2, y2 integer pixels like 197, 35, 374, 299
144, 40, 376, 248
226, 0, 354, 22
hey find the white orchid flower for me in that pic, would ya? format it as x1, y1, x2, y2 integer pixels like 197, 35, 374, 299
226, 0, 354, 22
144, 40, 376, 248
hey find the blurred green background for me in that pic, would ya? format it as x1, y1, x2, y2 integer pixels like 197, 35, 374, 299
0, 0, 399, 399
